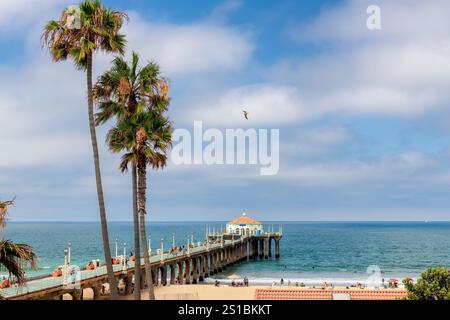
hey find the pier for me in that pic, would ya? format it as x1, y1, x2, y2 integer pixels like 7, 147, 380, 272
0, 228, 282, 300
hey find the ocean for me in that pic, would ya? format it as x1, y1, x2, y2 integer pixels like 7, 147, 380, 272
4, 221, 450, 286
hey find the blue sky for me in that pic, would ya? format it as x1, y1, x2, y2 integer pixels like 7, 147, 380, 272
1, 0, 450, 221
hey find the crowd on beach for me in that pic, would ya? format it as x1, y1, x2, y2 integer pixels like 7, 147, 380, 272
215, 277, 250, 287
264, 277, 401, 290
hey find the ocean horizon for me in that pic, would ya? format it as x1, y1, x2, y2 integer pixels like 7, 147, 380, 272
5, 221, 450, 286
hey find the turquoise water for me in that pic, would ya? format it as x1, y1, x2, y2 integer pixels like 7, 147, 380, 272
3, 221, 450, 285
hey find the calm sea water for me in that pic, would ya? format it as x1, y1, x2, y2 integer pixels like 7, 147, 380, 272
4, 221, 450, 285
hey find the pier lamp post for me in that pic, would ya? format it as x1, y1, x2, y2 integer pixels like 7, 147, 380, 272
160, 238, 164, 262
115, 238, 118, 258
172, 234, 176, 249
63, 248, 68, 286
191, 234, 194, 247
221, 234, 224, 248
67, 242, 71, 265
123, 242, 127, 271
187, 237, 190, 255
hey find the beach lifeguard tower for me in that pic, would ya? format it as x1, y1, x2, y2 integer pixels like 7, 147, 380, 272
226, 213, 264, 236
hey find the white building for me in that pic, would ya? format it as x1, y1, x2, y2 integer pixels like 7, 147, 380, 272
226, 213, 264, 235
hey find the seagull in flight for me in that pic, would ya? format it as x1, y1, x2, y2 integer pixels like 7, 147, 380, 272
243, 110, 249, 120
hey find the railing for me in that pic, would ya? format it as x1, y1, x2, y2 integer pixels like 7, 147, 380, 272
0, 237, 246, 299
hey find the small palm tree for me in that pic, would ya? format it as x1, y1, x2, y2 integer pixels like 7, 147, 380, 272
42, 0, 127, 299
107, 111, 172, 300
0, 199, 37, 300
0, 240, 37, 285
95, 53, 170, 300
0, 197, 15, 240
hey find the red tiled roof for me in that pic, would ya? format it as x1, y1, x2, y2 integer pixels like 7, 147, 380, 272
228, 215, 262, 225
254, 288, 407, 300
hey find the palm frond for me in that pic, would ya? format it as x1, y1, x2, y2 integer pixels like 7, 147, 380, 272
0, 240, 37, 285
42, 0, 127, 67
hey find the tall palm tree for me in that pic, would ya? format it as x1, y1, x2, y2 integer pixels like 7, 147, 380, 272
107, 111, 172, 300
0, 199, 37, 300
95, 53, 170, 300
42, 0, 127, 299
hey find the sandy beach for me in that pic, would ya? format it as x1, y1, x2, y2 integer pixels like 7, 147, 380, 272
127, 285, 259, 300
59, 282, 409, 300
115, 285, 406, 300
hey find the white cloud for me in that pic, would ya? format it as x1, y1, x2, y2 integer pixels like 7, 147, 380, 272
0, 3, 255, 168
187, 0, 450, 128
282, 126, 350, 157
122, 12, 254, 77
301, 126, 350, 145
0, 134, 89, 167
290, 0, 450, 44
0, 0, 71, 31
276, 152, 438, 187
207, 0, 243, 24
190, 84, 307, 126
270, 0, 450, 119
0, 54, 94, 168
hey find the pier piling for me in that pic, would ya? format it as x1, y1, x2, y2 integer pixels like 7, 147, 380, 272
275, 238, 280, 259
264, 239, 269, 259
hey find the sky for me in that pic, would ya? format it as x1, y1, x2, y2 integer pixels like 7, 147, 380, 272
1, 0, 450, 221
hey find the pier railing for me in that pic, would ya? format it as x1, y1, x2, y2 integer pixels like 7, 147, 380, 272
0, 237, 245, 299
1, 231, 283, 299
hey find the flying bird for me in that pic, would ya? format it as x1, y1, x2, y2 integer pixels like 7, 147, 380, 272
243, 110, 249, 120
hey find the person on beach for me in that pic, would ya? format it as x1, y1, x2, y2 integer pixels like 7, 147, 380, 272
280, 278, 284, 285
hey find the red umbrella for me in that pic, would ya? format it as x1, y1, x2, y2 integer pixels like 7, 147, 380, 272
389, 278, 399, 282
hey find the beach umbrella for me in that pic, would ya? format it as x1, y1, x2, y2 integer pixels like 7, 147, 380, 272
389, 278, 399, 282
227, 274, 241, 279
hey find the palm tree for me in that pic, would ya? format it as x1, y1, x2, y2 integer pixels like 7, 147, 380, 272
107, 111, 172, 300
95, 53, 170, 299
42, 0, 127, 299
0, 199, 37, 300
0, 197, 15, 240
0, 241, 37, 285
135, 116, 171, 300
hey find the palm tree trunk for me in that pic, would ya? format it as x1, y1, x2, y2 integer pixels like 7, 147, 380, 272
132, 164, 141, 300
137, 159, 156, 300
86, 52, 118, 299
